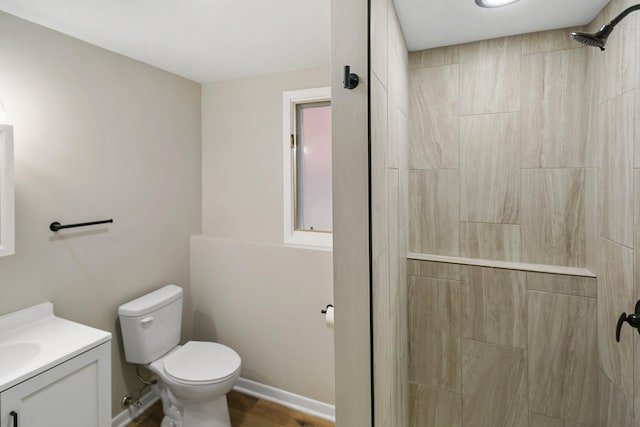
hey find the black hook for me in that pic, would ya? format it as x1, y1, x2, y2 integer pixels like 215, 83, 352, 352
616, 300, 640, 342
343, 66, 359, 90
321, 304, 333, 314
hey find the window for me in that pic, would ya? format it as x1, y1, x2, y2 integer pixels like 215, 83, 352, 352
283, 87, 332, 248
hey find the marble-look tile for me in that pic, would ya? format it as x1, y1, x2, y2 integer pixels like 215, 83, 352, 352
387, 105, 403, 169
521, 168, 586, 267
408, 65, 459, 170
529, 413, 566, 427
597, 0, 636, 102
600, 91, 634, 248
521, 27, 586, 54
460, 36, 521, 115
373, 249, 391, 427
409, 46, 460, 69
388, 168, 399, 333
370, 0, 388, 86
394, 259, 409, 427
408, 170, 459, 255
407, 260, 461, 280
461, 340, 527, 427
409, 382, 461, 427
635, 170, 640, 427
460, 222, 521, 262
461, 267, 527, 349
584, 168, 598, 273
408, 276, 461, 392
388, 4, 408, 115
371, 74, 388, 260
526, 272, 597, 298
460, 113, 520, 224
598, 238, 634, 407
522, 48, 595, 168
599, 369, 633, 427
528, 291, 598, 425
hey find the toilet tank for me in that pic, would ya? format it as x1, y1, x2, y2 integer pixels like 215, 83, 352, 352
118, 284, 183, 364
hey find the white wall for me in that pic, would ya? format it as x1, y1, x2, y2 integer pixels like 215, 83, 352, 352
0, 11, 202, 416
194, 66, 335, 404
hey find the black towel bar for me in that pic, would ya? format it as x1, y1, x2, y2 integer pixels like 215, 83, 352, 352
50, 219, 113, 232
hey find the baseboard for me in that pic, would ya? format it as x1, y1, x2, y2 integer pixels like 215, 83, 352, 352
111, 377, 336, 425
233, 377, 336, 422
111, 391, 160, 427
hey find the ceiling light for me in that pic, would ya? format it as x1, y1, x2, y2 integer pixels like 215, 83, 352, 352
475, 0, 520, 8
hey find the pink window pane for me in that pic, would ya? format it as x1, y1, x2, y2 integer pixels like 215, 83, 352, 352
297, 103, 332, 231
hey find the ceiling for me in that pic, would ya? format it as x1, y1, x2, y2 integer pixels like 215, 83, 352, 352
394, 0, 610, 52
0, 0, 611, 83
0, 0, 331, 83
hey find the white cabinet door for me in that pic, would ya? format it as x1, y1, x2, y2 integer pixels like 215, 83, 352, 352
0, 342, 111, 427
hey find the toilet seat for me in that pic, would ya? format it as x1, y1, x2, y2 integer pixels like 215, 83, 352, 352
162, 341, 241, 385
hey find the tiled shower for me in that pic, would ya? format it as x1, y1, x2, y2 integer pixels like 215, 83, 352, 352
371, 0, 640, 425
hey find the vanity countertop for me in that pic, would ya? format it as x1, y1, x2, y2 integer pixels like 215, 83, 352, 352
0, 302, 111, 392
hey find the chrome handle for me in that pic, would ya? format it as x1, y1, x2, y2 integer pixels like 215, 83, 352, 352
10, 411, 18, 427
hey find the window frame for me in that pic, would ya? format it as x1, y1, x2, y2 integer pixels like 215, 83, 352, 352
282, 86, 332, 249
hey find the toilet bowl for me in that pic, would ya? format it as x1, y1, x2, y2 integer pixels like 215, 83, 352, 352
118, 285, 241, 427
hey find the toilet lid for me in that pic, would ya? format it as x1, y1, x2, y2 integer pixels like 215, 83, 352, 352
163, 341, 241, 383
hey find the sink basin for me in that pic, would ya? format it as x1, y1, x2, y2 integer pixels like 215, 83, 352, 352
0, 302, 111, 392
0, 342, 41, 376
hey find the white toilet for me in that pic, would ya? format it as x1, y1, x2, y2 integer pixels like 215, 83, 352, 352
118, 284, 241, 427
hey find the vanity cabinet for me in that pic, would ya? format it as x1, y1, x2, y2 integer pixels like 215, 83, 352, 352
0, 341, 111, 427
0, 303, 112, 427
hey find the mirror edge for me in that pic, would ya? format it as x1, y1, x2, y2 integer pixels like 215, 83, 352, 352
0, 125, 15, 256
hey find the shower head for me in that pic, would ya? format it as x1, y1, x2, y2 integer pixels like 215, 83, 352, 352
570, 3, 640, 51
570, 24, 614, 51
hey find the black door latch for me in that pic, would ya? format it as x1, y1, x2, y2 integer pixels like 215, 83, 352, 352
616, 300, 640, 342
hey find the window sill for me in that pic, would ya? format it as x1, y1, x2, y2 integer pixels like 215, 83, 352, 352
285, 231, 333, 251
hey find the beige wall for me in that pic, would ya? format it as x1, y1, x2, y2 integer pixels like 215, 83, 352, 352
0, 12, 201, 417
194, 67, 335, 404
405, 0, 639, 424
370, 0, 409, 425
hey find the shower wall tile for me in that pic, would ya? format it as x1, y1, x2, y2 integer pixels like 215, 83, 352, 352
460, 222, 521, 262
597, 0, 636, 102
370, 0, 388, 85
600, 91, 634, 248
409, 170, 459, 255
522, 48, 595, 168
409, 46, 460, 69
408, 65, 459, 170
598, 238, 634, 406
388, 6, 409, 115
528, 291, 598, 425
529, 413, 590, 427
521, 28, 586, 54
599, 369, 633, 427
373, 249, 392, 427
407, 260, 461, 280
460, 36, 521, 115
371, 74, 389, 260
408, 275, 461, 392
521, 168, 586, 267
461, 339, 527, 427
529, 413, 569, 427
526, 271, 597, 298
460, 112, 520, 223
408, 383, 461, 427
461, 267, 527, 349
387, 105, 403, 169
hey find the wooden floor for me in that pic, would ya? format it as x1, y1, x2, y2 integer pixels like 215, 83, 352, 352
128, 390, 335, 427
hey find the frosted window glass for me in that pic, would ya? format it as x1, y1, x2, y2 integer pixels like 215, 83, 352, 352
295, 102, 332, 232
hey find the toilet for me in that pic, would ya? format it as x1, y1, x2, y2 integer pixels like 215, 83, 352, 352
118, 284, 241, 427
